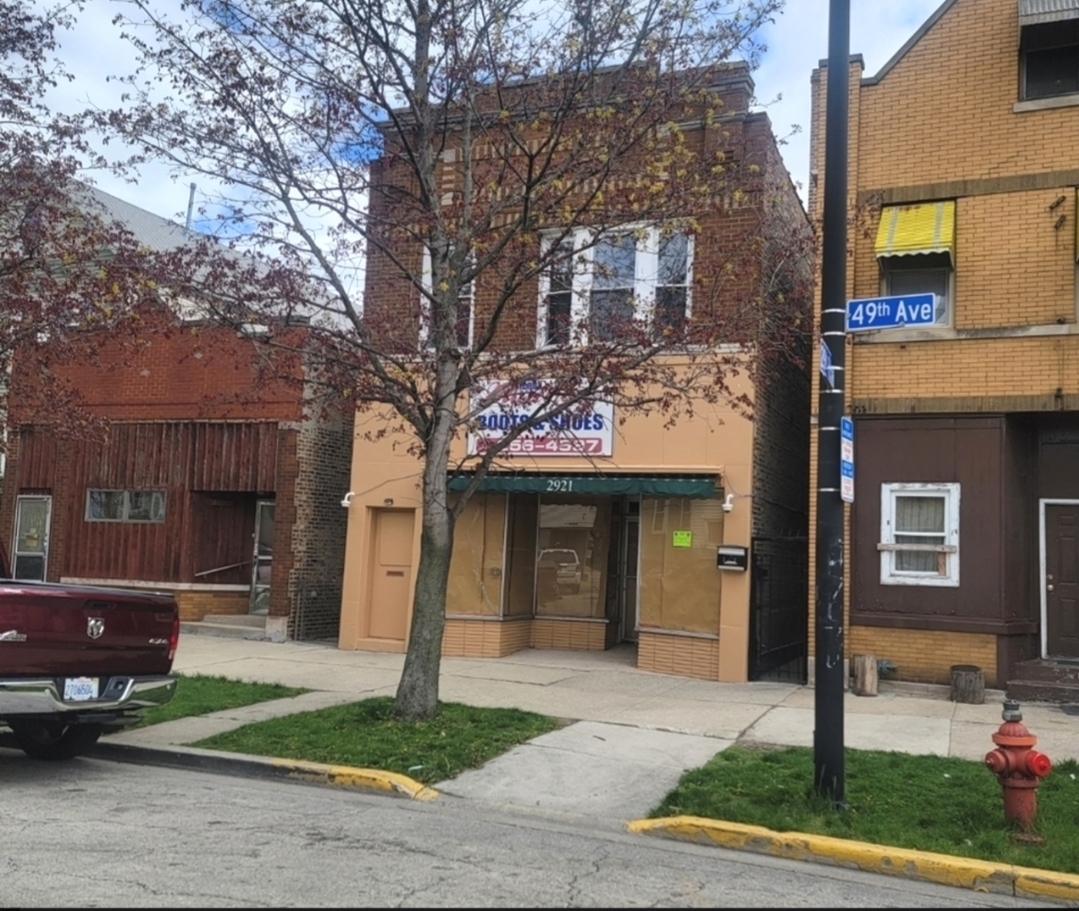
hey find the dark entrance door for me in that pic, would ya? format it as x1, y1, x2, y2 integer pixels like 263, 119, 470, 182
604, 499, 640, 642
1045, 504, 1079, 658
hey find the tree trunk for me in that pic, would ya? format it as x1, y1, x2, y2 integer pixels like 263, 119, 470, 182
851, 654, 878, 697
950, 665, 985, 705
393, 503, 453, 719
394, 363, 459, 721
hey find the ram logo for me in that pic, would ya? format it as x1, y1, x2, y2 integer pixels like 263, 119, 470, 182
86, 617, 106, 640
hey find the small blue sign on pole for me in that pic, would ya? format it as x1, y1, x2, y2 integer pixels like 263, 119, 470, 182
819, 338, 834, 387
846, 293, 939, 332
840, 416, 854, 503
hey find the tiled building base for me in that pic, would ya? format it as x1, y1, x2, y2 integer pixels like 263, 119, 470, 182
637, 630, 720, 680
441, 616, 609, 657
441, 617, 532, 657
173, 590, 250, 622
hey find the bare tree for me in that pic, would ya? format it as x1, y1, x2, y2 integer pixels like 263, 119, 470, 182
103, 0, 811, 718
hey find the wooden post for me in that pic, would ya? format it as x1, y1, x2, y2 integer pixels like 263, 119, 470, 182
852, 654, 878, 697
950, 664, 985, 704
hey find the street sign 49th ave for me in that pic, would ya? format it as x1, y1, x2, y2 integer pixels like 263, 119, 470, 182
846, 292, 939, 332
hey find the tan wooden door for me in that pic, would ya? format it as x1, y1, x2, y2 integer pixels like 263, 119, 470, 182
368, 509, 415, 642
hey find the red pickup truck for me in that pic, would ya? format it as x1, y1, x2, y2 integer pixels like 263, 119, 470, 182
0, 540, 178, 760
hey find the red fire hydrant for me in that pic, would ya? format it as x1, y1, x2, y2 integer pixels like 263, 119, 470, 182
984, 699, 1052, 831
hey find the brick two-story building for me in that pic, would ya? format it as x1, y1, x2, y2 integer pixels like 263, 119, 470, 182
338, 65, 814, 683
809, 0, 1079, 698
2, 188, 352, 642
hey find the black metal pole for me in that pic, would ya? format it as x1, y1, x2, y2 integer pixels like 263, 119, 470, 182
814, 0, 850, 805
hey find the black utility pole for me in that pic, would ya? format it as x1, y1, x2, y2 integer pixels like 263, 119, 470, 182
814, 0, 850, 804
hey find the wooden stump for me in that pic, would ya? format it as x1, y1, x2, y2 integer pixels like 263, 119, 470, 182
852, 654, 878, 697
950, 664, 985, 704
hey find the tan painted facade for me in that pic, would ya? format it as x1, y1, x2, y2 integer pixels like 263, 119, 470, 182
808, 0, 1079, 687
338, 372, 763, 681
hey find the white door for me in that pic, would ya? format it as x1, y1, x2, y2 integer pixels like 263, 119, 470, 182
13, 495, 52, 581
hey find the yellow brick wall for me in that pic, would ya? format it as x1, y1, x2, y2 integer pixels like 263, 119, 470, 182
849, 626, 998, 687
176, 591, 250, 622
852, 334, 1079, 403
856, 0, 1079, 189
807, 0, 1079, 663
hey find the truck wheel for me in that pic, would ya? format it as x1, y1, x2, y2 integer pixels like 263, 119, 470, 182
9, 721, 103, 761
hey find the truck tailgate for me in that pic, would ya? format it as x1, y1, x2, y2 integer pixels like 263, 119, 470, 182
0, 582, 176, 677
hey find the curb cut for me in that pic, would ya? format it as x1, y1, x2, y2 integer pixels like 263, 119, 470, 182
90, 741, 438, 801
628, 816, 1079, 905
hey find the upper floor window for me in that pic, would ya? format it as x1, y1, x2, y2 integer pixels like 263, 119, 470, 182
1020, 17, 1079, 100
537, 226, 693, 347
421, 247, 474, 350
86, 489, 166, 523
875, 202, 954, 327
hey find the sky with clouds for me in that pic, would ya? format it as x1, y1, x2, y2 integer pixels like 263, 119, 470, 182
44, 0, 947, 223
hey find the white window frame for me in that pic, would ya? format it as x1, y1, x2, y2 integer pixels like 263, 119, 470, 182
878, 253, 954, 329
536, 225, 694, 348
420, 247, 474, 350
879, 482, 959, 587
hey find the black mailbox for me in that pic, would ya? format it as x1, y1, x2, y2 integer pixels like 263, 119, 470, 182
716, 545, 748, 571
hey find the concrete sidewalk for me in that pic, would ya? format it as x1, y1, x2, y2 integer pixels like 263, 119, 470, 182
101, 635, 1079, 823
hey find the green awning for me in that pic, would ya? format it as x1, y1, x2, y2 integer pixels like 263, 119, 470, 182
447, 473, 719, 498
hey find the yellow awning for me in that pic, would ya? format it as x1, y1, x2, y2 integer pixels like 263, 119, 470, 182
875, 201, 955, 260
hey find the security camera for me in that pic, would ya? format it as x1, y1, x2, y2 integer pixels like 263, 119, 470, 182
340, 491, 355, 508
721, 494, 735, 513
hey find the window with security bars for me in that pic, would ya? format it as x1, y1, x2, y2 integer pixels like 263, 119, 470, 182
879, 483, 959, 586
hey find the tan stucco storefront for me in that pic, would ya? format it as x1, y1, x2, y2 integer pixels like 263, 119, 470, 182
337, 379, 757, 682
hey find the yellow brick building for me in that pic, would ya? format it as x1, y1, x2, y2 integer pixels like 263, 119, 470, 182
809, 0, 1079, 696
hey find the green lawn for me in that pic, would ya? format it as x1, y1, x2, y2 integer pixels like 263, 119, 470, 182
134, 673, 308, 727
191, 696, 561, 783
652, 744, 1079, 874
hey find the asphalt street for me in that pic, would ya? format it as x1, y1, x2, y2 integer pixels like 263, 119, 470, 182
0, 751, 1052, 908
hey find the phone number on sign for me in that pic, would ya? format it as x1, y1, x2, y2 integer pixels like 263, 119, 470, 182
473, 436, 606, 455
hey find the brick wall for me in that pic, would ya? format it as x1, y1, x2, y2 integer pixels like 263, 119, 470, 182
807, 0, 1079, 662
284, 408, 354, 641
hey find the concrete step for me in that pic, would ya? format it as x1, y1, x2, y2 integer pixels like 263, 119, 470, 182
1006, 679, 1079, 705
200, 614, 266, 628
180, 620, 269, 641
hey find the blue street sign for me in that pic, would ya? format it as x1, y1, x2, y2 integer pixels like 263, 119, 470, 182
846, 292, 938, 332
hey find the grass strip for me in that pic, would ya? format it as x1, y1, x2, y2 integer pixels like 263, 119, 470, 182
136, 673, 307, 727
652, 744, 1079, 874
191, 696, 561, 783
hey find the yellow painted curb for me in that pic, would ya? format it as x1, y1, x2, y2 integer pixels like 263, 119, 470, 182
271, 757, 439, 800
1015, 868, 1079, 904
629, 817, 1079, 904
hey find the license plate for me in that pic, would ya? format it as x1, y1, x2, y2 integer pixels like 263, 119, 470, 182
63, 677, 99, 702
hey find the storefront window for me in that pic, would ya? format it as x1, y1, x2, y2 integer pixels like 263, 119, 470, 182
535, 497, 611, 618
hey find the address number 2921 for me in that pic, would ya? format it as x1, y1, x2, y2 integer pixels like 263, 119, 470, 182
545, 479, 574, 492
